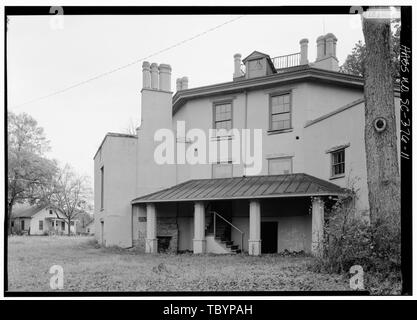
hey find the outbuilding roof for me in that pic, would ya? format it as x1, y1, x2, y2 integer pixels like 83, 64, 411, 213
11, 205, 47, 218
131, 173, 349, 204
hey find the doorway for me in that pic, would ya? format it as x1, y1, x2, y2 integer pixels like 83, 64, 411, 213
261, 221, 278, 253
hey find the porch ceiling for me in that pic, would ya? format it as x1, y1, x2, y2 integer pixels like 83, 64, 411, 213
131, 173, 350, 204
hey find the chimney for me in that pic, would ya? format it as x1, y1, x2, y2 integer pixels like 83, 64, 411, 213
176, 78, 182, 91
314, 33, 339, 72
150, 63, 159, 89
299, 39, 309, 65
181, 76, 188, 90
316, 35, 325, 60
158, 64, 172, 92
324, 33, 337, 57
142, 61, 151, 89
233, 53, 242, 78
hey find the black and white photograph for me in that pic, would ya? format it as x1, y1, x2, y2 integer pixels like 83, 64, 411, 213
2, 3, 413, 303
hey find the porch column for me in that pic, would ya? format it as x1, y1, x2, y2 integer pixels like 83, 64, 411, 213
146, 203, 158, 253
193, 201, 206, 254
311, 197, 324, 256
248, 200, 261, 256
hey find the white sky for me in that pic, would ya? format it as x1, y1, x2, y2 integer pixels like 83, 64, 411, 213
7, 14, 364, 179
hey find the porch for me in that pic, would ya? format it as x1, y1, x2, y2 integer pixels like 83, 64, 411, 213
131, 174, 349, 256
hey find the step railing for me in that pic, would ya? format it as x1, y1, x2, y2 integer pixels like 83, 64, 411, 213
208, 210, 244, 254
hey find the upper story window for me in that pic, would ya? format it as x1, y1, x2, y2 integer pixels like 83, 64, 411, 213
212, 161, 233, 178
39, 220, 43, 231
268, 157, 292, 175
49, 209, 53, 215
270, 93, 291, 131
331, 149, 345, 177
213, 102, 232, 131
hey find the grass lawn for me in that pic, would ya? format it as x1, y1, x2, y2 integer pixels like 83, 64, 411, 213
7, 235, 351, 292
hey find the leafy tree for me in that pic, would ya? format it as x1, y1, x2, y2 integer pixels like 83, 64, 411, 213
341, 19, 400, 78
7, 111, 58, 234
48, 165, 92, 235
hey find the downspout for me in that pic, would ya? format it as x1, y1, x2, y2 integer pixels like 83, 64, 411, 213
131, 205, 134, 248
243, 89, 248, 175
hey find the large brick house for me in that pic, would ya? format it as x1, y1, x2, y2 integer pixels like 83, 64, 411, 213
93, 33, 400, 255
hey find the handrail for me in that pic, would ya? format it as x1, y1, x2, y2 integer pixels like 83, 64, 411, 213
208, 210, 244, 254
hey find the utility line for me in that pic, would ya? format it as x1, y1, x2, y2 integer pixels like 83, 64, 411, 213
11, 15, 245, 109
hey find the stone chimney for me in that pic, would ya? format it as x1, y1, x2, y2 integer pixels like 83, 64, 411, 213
176, 78, 182, 91
233, 53, 242, 78
299, 39, 309, 65
137, 61, 176, 200
158, 64, 172, 92
175, 76, 189, 91
316, 35, 325, 60
150, 63, 159, 89
314, 33, 339, 72
142, 61, 151, 88
181, 76, 188, 90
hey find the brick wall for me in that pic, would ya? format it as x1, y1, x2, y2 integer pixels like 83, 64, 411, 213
134, 217, 179, 253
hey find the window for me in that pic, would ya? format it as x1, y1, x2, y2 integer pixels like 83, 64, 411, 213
49, 209, 53, 215
268, 157, 292, 175
39, 220, 43, 231
70, 221, 74, 226
21, 220, 25, 230
213, 102, 232, 131
331, 149, 345, 177
100, 166, 104, 210
61, 221, 65, 231
11, 221, 14, 228
212, 161, 233, 178
270, 93, 291, 131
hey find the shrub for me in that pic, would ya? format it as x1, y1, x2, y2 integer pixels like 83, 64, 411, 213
309, 192, 401, 294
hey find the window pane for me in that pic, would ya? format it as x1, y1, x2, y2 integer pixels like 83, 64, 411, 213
331, 150, 345, 175
268, 158, 292, 175
272, 104, 286, 114
215, 120, 232, 131
213, 163, 233, 178
283, 94, 290, 104
272, 113, 290, 122
271, 121, 282, 130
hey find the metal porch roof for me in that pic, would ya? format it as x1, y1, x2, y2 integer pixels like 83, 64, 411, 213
131, 173, 349, 204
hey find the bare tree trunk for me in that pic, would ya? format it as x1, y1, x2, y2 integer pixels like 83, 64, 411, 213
68, 218, 71, 236
362, 14, 400, 229
7, 201, 14, 235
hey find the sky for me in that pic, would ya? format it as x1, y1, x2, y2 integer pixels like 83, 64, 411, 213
7, 14, 364, 179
